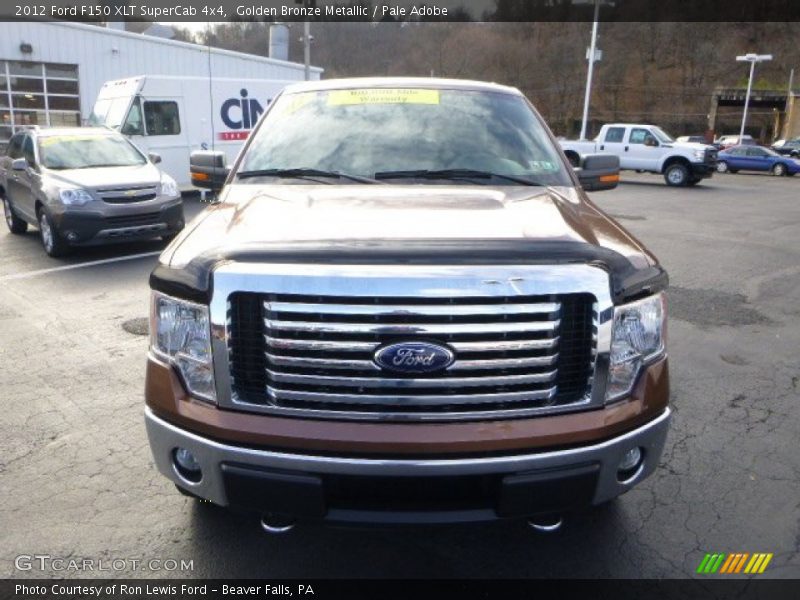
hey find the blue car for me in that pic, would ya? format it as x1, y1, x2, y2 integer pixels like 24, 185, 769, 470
716, 145, 800, 176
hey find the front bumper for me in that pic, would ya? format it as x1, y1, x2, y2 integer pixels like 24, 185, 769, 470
51, 200, 184, 246
690, 162, 715, 178
145, 406, 670, 525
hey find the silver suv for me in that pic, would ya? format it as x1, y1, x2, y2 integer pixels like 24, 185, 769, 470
0, 127, 184, 257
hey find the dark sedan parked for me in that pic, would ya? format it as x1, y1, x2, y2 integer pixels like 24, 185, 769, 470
772, 138, 800, 157
716, 145, 800, 176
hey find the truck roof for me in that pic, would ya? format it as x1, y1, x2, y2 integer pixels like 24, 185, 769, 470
603, 123, 656, 128
281, 77, 522, 96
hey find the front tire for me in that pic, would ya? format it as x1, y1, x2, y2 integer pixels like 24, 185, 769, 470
772, 163, 787, 177
3, 194, 28, 234
664, 163, 690, 186
716, 161, 729, 174
38, 209, 71, 257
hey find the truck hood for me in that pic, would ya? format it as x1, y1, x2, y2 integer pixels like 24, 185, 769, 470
668, 141, 712, 152
165, 184, 655, 271
44, 163, 161, 190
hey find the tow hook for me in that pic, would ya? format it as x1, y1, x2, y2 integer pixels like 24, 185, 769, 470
527, 515, 563, 533
260, 513, 296, 534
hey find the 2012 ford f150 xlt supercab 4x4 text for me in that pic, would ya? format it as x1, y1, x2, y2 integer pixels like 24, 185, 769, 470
145, 78, 670, 532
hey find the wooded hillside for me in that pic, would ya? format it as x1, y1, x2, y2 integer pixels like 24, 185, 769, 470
180, 21, 800, 139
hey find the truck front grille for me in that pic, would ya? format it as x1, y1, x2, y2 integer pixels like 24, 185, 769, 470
227, 292, 596, 420
98, 185, 158, 204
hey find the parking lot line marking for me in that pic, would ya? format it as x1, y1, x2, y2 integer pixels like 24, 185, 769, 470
0, 251, 161, 282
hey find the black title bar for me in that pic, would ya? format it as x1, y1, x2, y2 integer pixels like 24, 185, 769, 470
5, 0, 800, 22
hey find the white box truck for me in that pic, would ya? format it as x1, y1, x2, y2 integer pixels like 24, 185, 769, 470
89, 76, 296, 188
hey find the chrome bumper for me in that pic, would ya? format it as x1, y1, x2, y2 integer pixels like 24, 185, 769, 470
145, 407, 670, 521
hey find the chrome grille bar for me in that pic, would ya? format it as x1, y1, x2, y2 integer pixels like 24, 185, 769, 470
267, 386, 559, 406
265, 319, 560, 335
267, 301, 560, 316
265, 353, 559, 371
264, 337, 559, 353
266, 369, 558, 388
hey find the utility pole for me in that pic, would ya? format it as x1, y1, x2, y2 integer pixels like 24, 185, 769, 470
296, 0, 315, 81
303, 20, 311, 80
736, 53, 772, 141
579, 0, 601, 141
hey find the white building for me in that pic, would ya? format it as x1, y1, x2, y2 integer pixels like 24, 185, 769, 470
0, 21, 321, 150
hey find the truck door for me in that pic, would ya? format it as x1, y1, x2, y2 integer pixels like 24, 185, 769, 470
597, 126, 626, 162
138, 97, 189, 186
625, 128, 662, 171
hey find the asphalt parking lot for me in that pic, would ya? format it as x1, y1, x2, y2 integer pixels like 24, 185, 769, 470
1, 173, 799, 579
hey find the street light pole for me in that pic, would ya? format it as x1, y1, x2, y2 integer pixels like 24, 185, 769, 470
579, 0, 601, 141
736, 53, 773, 141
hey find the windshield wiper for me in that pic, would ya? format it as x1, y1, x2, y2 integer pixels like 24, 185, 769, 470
236, 168, 381, 184
374, 168, 543, 186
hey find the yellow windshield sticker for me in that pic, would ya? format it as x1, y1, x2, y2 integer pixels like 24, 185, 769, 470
327, 89, 440, 106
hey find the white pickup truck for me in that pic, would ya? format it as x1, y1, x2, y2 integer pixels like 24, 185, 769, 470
561, 123, 717, 187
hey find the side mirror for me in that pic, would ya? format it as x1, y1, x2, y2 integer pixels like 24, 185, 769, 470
577, 154, 620, 192
645, 137, 659, 147
11, 158, 28, 171
190, 150, 229, 192
148, 152, 162, 164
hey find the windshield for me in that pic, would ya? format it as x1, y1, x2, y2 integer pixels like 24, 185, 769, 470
88, 97, 132, 129
240, 88, 571, 186
38, 134, 147, 169
651, 127, 674, 144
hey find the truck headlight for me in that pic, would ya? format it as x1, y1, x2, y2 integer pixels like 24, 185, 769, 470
59, 188, 93, 206
693, 149, 705, 161
606, 293, 666, 402
160, 174, 180, 198
150, 292, 216, 403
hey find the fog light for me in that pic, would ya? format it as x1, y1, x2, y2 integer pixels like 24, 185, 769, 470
173, 447, 202, 483
65, 231, 78, 241
617, 447, 644, 482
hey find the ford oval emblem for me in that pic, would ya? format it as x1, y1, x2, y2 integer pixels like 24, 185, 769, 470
374, 342, 455, 374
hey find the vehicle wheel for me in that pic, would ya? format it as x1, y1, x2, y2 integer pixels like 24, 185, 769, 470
772, 163, 787, 177
2, 194, 28, 234
716, 161, 729, 174
664, 163, 690, 186
38, 209, 71, 257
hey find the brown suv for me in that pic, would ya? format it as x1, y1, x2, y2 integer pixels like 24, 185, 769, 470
145, 78, 669, 531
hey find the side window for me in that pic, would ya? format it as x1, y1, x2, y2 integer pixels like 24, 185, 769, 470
121, 97, 144, 136
22, 135, 36, 167
746, 147, 765, 157
143, 101, 180, 136
604, 127, 625, 143
6, 134, 24, 159
629, 128, 657, 145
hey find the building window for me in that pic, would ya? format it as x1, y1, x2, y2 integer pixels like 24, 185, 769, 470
0, 59, 80, 152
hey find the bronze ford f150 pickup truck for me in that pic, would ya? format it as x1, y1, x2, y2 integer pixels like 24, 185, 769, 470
145, 78, 669, 532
